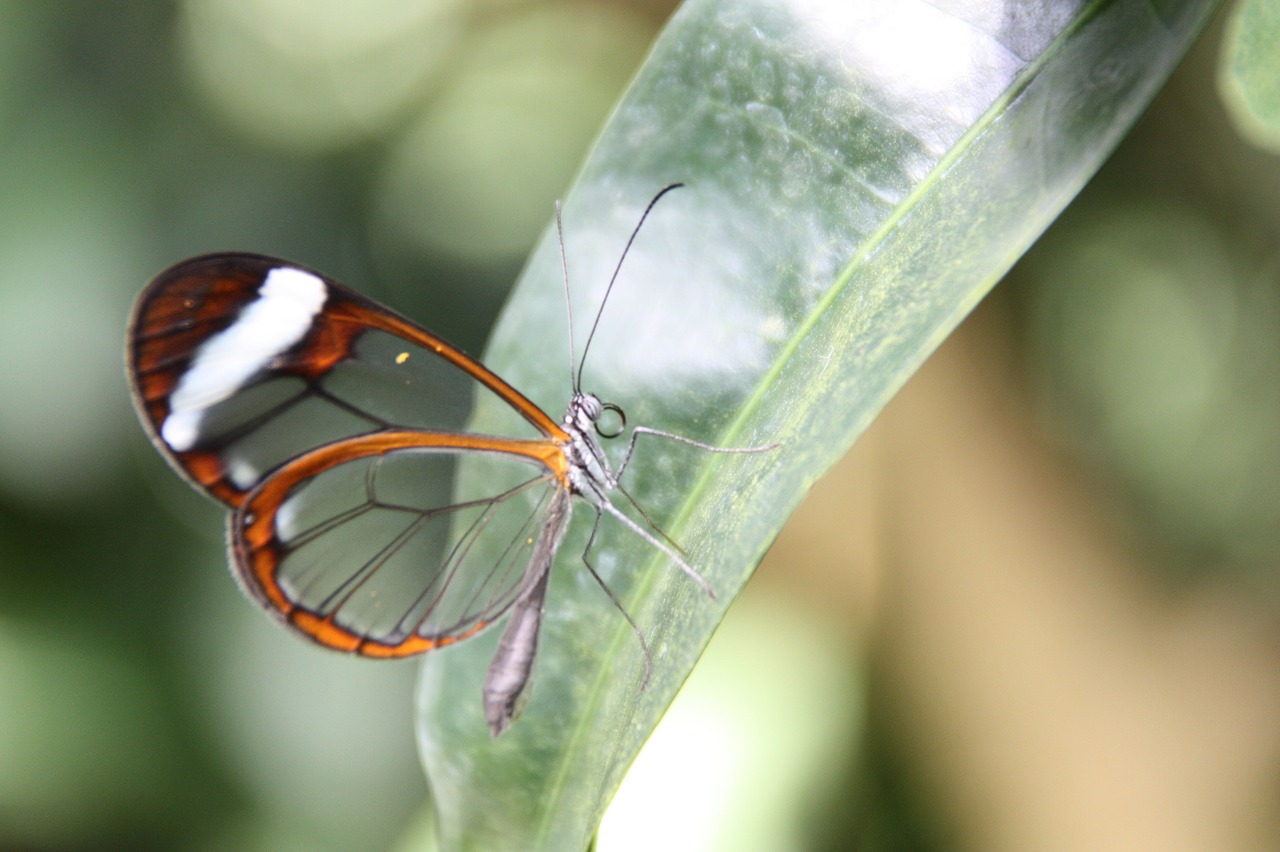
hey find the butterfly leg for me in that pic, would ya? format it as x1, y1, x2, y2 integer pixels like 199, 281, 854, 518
595, 498, 716, 600
579, 504, 653, 688
614, 425, 779, 481
606, 426, 780, 574
612, 482, 687, 556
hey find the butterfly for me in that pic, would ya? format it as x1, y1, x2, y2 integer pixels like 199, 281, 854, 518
127, 184, 775, 736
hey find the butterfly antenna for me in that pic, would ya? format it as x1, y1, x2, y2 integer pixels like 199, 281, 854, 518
556, 200, 578, 393
575, 182, 685, 390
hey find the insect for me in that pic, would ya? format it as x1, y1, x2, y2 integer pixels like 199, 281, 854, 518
127, 185, 774, 736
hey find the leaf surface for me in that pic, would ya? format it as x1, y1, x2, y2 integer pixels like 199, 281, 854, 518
416, 1, 1220, 848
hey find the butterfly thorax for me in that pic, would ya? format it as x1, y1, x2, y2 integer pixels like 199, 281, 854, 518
561, 392, 616, 501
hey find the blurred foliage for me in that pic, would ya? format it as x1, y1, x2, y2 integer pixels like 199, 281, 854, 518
1015, 3, 1280, 582
1220, 0, 1280, 151
1021, 200, 1280, 573
1, 1, 1278, 851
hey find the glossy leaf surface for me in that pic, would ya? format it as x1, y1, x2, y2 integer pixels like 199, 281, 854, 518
415, 1, 1220, 848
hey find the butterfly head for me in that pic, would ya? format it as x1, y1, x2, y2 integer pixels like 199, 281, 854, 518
566, 392, 625, 440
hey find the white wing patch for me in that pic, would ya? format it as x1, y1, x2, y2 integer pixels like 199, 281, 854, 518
162, 266, 327, 452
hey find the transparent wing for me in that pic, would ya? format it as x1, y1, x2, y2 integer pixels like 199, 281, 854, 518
128, 253, 565, 506
232, 431, 568, 655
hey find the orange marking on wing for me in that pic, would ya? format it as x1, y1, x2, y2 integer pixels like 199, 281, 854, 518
182, 450, 248, 507
280, 608, 492, 657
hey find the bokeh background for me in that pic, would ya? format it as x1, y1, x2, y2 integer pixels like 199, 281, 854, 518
1, 2, 1278, 850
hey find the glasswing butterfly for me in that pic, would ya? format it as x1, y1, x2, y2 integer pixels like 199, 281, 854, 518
127, 185, 774, 736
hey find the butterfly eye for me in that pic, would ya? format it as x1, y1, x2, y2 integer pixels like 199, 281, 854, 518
595, 402, 626, 439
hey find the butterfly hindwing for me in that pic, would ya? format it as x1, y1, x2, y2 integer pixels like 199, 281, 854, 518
234, 433, 567, 654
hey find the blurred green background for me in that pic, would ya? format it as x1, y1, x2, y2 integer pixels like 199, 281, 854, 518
2, 2, 1279, 850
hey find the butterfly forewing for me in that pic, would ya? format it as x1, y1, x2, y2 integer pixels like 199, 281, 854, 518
128, 253, 561, 506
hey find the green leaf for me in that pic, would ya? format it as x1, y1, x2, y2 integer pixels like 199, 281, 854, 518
415, 0, 1219, 848
1220, 0, 1280, 152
